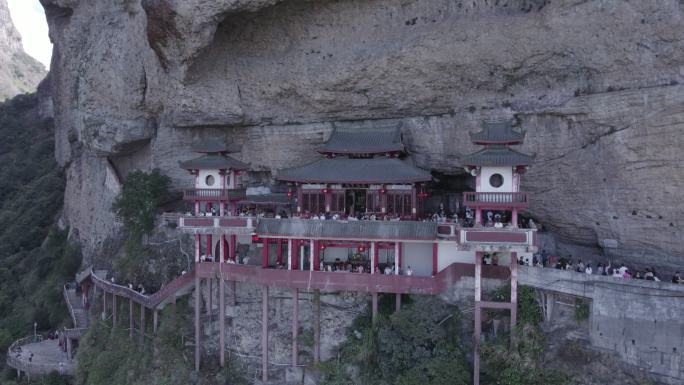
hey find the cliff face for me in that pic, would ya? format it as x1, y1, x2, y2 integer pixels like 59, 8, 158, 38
0, 0, 46, 100
42, 0, 684, 267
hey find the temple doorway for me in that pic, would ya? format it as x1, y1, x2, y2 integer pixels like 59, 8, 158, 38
345, 189, 366, 216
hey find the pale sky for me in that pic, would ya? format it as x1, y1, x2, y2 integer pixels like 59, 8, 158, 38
7, 0, 52, 69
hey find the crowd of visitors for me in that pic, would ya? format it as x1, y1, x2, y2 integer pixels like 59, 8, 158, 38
521, 250, 682, 284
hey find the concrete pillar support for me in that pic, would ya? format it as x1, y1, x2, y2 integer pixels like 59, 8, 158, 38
262, 286, 269, 382
195, 274, 201, 372
129, 298, 134, 341
112, 294, 117, 330
313, 289, 321, 364
220, 277, 226, 367
291, 288, 299, 367
372, 292, 379, 324
140, 304, 145, 345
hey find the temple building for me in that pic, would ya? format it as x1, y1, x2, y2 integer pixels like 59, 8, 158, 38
277, 125, 432, 219
176, 120, 537, 384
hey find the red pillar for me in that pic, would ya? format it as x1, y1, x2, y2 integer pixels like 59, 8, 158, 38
195, 234, 201, 262
398, 242, 403, 272
195, 200, 200, 215
207, 234, 213, 259
221, 234, 227, 262
292, 240, 299, 270
372, 242, 379, 273
432, 242, 438, 276
313, 240, 320, 271
277, 239, 283, 265
411, 185, 417, 219
262, 238, 269, 268
511, 251, 518, 331
230, 234, 237, 262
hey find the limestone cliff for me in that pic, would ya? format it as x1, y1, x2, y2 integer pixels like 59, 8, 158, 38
0, 0, 46, 100
42, 0, 684, 267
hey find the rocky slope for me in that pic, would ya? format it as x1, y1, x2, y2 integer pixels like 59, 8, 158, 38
0, 0, 46, 100
41, 0, 683, 268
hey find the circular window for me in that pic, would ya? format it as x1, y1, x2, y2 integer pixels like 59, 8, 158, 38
489, 173, 504, 188
205, 175, 215, 186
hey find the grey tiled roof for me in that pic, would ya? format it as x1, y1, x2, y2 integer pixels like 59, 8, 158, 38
256, 218, 438, 241
239, 193, 291, 205
470, 121, 525, 144
461, 145, 534, 166
179, 154, 249, 170
276, 157, 432, 184
317, 126, 404, 154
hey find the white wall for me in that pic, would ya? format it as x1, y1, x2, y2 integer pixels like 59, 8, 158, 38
322, 247, 351, 262
197, 169, 221, 188
479, 166, 513, 193
402, 242, 432, 277
438, 243, 475, 271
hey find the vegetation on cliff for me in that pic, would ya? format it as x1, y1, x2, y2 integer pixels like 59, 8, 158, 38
75, 298, 248, 385
319, 295, 471, 385
0, 94, 81, 380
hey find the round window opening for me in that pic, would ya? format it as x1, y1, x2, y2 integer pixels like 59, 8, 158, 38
205, 175, 215, 186
489, 173, 504, 188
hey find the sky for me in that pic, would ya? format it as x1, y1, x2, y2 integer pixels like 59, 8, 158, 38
7, 0, 52, 69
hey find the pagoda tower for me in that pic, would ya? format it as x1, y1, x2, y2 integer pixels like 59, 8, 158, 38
462, 120, 534, 227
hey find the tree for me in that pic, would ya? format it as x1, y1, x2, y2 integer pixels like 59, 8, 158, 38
111, 169, 170, 242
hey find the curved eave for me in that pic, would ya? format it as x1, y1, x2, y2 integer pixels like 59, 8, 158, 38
276, 175, 432, 184
315, 144, 405, 155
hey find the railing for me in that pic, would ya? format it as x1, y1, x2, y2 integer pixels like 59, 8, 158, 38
463, 192, 529, 208
90, 268, 197, 309
178, 215, 257, 233
6, 335, 74, 376
62, 284, 88, 339
162, 212, 181, 226
183, 188, 246, 201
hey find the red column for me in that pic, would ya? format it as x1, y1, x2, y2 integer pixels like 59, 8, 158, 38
313, 240, 320, 271
296, 185, 303, 215
510, 251, 518, 330
195, 201, 200, 215
277, 239, 283, 265
432, 242, 438, 276
207, 234, 213, 260
398, 242, 403, 271
195, 234, 201, 262
221, 234, 227, 262
230, 234, 237, 262
262, 238, 269, 268
292, 240, 299, 270
411, 186, 417, 219
373, 242, 379, 273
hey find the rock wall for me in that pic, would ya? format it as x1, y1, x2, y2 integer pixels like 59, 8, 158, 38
42, 0, 684, 267
0, 0, 46, 100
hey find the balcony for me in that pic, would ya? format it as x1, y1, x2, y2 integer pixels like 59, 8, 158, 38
178, 215, 257, 234
463, 192, 529, 209
183, 188, 247, 201
436, 223, 537, 250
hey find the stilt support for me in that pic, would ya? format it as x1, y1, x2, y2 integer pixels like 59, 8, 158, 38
262, 286, 269, 382
195, 274, 201, 372
219, 277, 226, 367
313, 289, 321, 364
291, 288, 299, 367
372, 292, 379, 324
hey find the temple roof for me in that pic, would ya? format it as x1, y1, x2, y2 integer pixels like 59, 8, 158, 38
256, 218, 438, 241
461, 145, 535, 166
276, 157, 431, 184
469, 121, 525, 144
179, 154, 249, 170
317, 126, 404, 154
239, 193, 290, 205
191, 142, 241, 154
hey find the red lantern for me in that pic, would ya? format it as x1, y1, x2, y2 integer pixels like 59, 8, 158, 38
252, 234, 260, 242
358, 245, 365, 252
320, 243, 326, 250
379, 188, 387, 195
322, 188, 330, 194
287, 190, 293, 199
